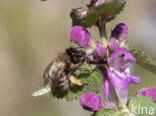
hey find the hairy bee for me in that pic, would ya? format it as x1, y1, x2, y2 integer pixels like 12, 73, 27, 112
43, 47, 86, 91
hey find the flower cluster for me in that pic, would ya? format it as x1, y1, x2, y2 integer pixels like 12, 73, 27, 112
70, 23, 141, 112
33, 0, 156, 115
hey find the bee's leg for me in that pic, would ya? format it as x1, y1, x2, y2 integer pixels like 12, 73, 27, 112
71, 67, 91, 72
68, 75, 83, 86
77, 67, 91, 72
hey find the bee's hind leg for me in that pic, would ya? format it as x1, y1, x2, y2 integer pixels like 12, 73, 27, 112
71, 66, 93, 72
68, 75, 86, 86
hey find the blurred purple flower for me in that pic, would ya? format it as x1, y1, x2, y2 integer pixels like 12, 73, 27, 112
93, 43, 107, 59
88, 0, 105, 9
108, 48, 140, 104
108, 38, 120, 51
94, 0, 105, 7
105, 102, 117, 110
97, 66, 114, 102
112, 23, 129, 40
137, 87, 156, 102
79, 92, 103, 112
86, 49, 93, 60
70, 26, 91, 47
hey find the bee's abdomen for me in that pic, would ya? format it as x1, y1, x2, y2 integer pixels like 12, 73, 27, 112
57, 75, 69, 91
51, 73, 69, 91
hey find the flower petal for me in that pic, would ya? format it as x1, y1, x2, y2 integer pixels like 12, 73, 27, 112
108, 68, 140, 104
108, 38, 120, 51
88, 0, 105, 9
112, 23, 129, 40
108, 48, 136, 72
93, 43, 107, 59
79, 92, 103, 112
70, 26, 91, 47
97, 66, 114, 102
105, 102, 117, 110
137, 87, 156, 102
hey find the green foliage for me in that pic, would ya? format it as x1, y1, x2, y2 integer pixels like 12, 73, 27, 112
71, 1, 126, 28
32, 70, 103, 101
96, 96, 156, 116
96, 108, 126, 116
130, 96, 156, 116
32, 86, 51, 97
66, 70, 103, 101
126, 46, 156, 74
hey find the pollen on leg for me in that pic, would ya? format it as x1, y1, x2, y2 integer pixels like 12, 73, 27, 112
68, 75, 83, 86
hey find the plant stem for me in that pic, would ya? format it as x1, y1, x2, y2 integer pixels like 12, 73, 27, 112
97, 21, 107, 39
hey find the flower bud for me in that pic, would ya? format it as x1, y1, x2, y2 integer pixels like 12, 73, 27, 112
70, 26, 91, 47
88, 0, 105, 9
86, 49, 94, 60
93, 43, 107, 59
108, 38, 120, 51
137, 87, 156, 102
79, 92, 103, 112
112, 23, 129, 40
105, 102, 117, 110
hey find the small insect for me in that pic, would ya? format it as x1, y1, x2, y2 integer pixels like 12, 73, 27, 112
43, 47, 86, 91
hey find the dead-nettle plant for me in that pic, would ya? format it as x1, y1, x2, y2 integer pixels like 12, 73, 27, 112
32, 0, 156, 115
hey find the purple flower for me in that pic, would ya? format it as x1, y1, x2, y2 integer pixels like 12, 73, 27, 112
108, 48, 140, 104
86, 49, 94, 60
93, 43, 107, 59
70, 26, 91, 47
112, 23, 129, 40
105, 102, 117, 110
108, 48, 136, 72
97, 66, 114, 102
79, 92, 103, 112
137, 87, 156, 102
108, 38, 120, 51
94, 0, 105, 7
88, 0, 105, 9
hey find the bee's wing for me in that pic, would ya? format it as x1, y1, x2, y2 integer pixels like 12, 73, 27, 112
42, 61, 53, 86
43, 60, 68, 91
50, 62, 69, 91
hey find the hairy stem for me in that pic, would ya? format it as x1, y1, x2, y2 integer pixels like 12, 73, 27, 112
97, 21, 107, 39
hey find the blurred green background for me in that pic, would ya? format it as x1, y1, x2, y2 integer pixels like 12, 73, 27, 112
0, 0, 156, 116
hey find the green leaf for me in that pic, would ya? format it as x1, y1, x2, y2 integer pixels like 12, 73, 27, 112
96, 108, 126, 116
129, 96, 156, 116
32, 86, 51, 97
71, 1, 126, 28
66, 70, 103, 101
32, 70, 103, 101
126, 46, 156, 74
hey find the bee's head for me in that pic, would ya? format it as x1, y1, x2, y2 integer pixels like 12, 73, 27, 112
66, 47, 85, 64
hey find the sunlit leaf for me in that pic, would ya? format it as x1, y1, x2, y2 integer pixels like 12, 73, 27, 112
126, 46, 156, 74
71, 1, 126, 28
129, 96, 156, 116
96, 108, 126, 116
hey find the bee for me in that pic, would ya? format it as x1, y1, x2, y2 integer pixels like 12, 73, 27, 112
42, 47, 86, 91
